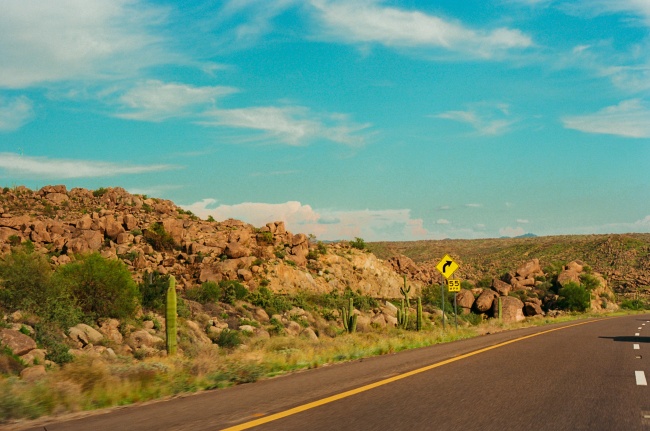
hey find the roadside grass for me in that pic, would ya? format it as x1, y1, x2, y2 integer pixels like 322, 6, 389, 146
1, 309, 643, 424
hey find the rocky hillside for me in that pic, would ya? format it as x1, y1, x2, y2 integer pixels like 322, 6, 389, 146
370, 234, 650, 295
0, 185, 410, 298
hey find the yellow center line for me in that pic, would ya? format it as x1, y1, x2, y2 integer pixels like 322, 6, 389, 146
221, 318, 605, 431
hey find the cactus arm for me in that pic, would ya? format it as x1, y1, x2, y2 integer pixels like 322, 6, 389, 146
166, 275, 178, 355
416, 297, 423, 331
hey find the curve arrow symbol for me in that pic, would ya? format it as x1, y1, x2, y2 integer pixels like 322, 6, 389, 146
442, 260, 452, 274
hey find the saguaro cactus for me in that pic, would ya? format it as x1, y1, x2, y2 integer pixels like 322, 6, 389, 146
416, 297, 423, 331
400, 275, 411, 306
341, 297, 357, 333
166, 275, 178, 355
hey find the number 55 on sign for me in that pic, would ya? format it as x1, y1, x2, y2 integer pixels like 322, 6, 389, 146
447, 279, 461, 292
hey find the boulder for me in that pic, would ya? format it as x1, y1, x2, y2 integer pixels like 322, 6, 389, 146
68, 324, 104, 346
20, 365, 46, 381
497, 296, 525, 323
1, 329, 37, 356
225, 242, 250, 259
491, 279, 511, 296
128, 330, 164, 350
516, 258, 541, 278
557, 269, 581, 287
456, 289, 475, 309
473, 289, 497, 314
524, 301, 544, 317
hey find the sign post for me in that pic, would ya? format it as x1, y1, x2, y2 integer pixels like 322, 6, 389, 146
436, 255, 459, 331
447, 279, 461, 330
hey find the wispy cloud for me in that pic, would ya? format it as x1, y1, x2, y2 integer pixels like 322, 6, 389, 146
0, 95, 34, 131
200, 106, 371, 146
435, 103, 514, 135
184, 198, 430, 241
563, 99, 650, 138
465, 203, 483, 208
115, 80, 236, 121
568, 0, 650, 25
0, 0, 175, 89
516, 219, 530, 223
309, 0, 532, 59
436, 219, 451, 225
0, 153, 177, 179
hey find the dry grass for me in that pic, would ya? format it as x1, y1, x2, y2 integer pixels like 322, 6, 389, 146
0, 310, 638, 424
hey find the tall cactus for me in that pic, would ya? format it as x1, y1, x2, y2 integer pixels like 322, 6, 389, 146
340, 297, 357, 333
166, 275, 178, 355
397, 275, 411, 329
397, 298, 409, 329
400, 275, 411, 306
416, 297, 423, 331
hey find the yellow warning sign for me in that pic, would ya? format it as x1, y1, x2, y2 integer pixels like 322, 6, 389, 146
447, 279, 461, 292
435, 254, 459, 279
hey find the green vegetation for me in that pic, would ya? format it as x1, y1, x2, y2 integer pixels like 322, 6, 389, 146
557, 282, 590, 312
340, 297, 357, 333
350, 237, 366, 250
166, 276, 178, 356
52, 253, 139, 321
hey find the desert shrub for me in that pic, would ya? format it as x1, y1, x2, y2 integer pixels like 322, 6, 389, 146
214, 329, 242, 349
0, 248, 52, 311
621, 299, 648, 311
143, 222, 176, 251
185, 282, 221, 304
421, 284, 454, 313
258, 231, 273, 244
220, 280, 248, 305
557, 282, 590, 312
350, 237, 366, 250
580, 273, 601, 291
52, 253, 139, 320
248, 287, 292, 316
92, 187, 108, 197
34, 323, 74, 364
0, 249, 82, 328
139, 271, 169, 313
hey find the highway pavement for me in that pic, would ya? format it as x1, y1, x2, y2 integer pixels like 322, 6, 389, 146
12, 313, 650, 431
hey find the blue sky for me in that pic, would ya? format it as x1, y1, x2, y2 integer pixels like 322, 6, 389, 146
0, 0, 649, 241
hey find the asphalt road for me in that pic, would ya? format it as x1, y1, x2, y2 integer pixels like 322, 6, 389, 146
11, 314, 650, 431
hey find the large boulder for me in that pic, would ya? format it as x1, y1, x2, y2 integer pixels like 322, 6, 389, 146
516, 258, 542, 278
456, 289, 475, 310
497, 296, 525, 323
68, 324, 104, 347
0, 329, 37, 356
473, 289, 497, 314
492, 279, 511, 296
524, 300, 544, 317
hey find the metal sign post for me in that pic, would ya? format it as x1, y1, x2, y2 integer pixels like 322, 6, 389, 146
436, 255, 459, 332
447, 279, 461, 330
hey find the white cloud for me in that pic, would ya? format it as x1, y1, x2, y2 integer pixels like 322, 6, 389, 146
499, 226, 526, 237
0, 152, 176, 178
570, 0, 650, 25
435, 102, 514, 135
465, 203, 483, 208
116, 80, 236, 121
436, 219, 451, 224
309, 0, 532, 59
0, 95, 34, 131
563, 99, 650, 138
183, 199, 431, 241
0, 0, 173, 88
516, 219, 529, 223
201, 106, 371, 146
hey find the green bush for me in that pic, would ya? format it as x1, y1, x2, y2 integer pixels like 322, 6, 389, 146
139, 271, 169, 313
0, 248, 54, 311
621, 299, 648, 311
185, 282, 221, 304
214, 329, 242, 349
220, 280, 248, 305
52, 253, 139, 320
350, 237, 366, 250
143, 222, 176, 251
421, 284, 454, 314
557, 282, 590, 312
248, 287, 293, 316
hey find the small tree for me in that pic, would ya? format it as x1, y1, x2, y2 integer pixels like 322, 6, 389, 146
52, 253, 139, 320
558, 282, 590, 312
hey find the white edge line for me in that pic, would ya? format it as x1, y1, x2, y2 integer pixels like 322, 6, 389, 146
636, 333, 640, 336
636, 371, 647, 386
634, 344, 640, 350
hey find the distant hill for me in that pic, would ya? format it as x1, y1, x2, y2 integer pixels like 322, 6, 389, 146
368, 234, 650, 293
